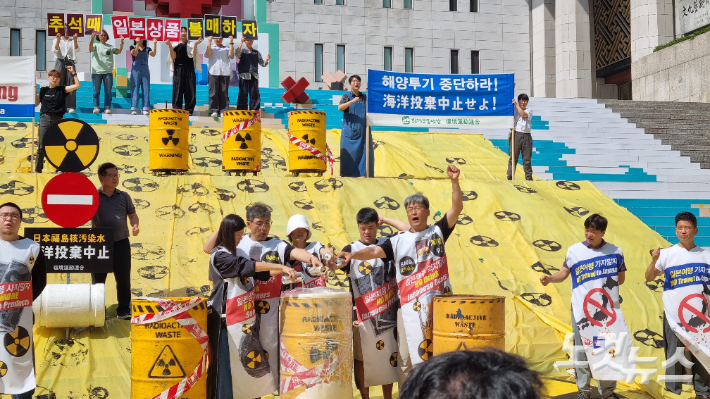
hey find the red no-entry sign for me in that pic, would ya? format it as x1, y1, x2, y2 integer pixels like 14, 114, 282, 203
41, 173, 99, 228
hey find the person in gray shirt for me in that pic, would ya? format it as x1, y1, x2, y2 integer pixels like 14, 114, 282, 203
91, 162, 140, 319
507, 93, 533, 181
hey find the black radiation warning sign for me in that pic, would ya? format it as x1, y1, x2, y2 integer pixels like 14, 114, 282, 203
374, 196, 400, 210
359, 261, 373, 275
418, 339, 433, 360
4, 326, 30, 357
148, 345, 186, 378
242, 324, 252, 334
470, 235, 499, 247
246, 351, 263, 369
390, 352, 398, 367
301, 134, 316, 145
43, 120, 99, 173
494, 211, 521, 221
533, 239, 562, 252
0, 361, 7, 377
376, 340, 385, 350
556, 181, 581, 191
162, 129, 179, 146
234, 132, 253, 149
413, 301, 422, 312
257, 300, 270, 314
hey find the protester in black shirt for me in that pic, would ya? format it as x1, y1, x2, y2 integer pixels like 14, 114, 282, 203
34, 67, 81, 172
167, 27, 203, 115
235, 35, 270, 110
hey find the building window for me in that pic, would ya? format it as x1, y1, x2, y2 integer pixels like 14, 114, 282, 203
383, 0, 391, 7
10, 29, 21, 56
384, 47, 393, 71
315, 0, 322, 4
336, 0, 344, 5
315, 44, 323, 82
337, 45, 345, 72
405, 48, 413, 72
471, 50, 479, 74
36, 30, 46, 71
470, 0, 478, 12
404, 0, 413, 8
449, 0, 457, 11
450, 50, 459, 74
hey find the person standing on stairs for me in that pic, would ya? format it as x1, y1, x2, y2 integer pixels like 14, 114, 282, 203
205, 35, 234, 117
129, 39, 156, 115
507, 93, 533, 181
89, 30, 124, 114
339, 74, 372, 177
52, 32, 79, 114
167, 27, 202, 116
34, 67, 81, 173
235, 35, 270, 111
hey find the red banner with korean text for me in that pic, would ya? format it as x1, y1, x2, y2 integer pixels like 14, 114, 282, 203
0, 281, 32, 311
355, 279, 398, 323
398, 256, 450, 305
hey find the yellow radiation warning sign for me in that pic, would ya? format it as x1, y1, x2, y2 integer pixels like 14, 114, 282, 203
148, 345, 186, 378
43, 119, 100, 173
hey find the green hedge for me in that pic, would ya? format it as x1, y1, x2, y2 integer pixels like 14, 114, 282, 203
654, 25, 710, 52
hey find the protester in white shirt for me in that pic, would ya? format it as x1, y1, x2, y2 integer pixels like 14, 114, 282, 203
205, 35, 234, 117
507, 93, 533, 181
646, 212, 710, 398
52, 32, 79, 113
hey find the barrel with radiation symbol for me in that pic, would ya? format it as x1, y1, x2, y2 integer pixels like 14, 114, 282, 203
279, 289, 353, 399
287, 111, 327, 173
222, 110, 262, 171
149, 109, 190, 171
432, 295, 505, 355
131, 298, 208, 398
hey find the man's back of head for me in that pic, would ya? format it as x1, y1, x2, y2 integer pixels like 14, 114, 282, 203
400, 349, 543, 399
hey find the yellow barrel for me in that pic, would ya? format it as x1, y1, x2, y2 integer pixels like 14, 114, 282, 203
280, 289, 353, 399
222, 110, 262, 171
288, 111, 327, 173
131, 298, 208, 398
432, 295, 505, 355
149, 109, 190, 171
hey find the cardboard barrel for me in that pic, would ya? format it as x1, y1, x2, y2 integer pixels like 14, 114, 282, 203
222, 110, 262, 171
131, 298, 208, 398
432, 295, 505, 355
149, 109, 190, 171
288, 111, 327, 173
280, 289, 353, 399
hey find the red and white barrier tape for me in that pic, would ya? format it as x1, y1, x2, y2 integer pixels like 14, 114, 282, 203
222, 112, 261, 143
287, 132, 334, 175
132, 297, 211, 399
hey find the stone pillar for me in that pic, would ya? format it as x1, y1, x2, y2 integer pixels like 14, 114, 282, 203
555, 0, 593, 98
630, 0, 674, 61
531, 0, 556, 97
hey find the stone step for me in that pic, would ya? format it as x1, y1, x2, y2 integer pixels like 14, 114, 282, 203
632, 121, 710, 128
616, 112, 710, 121
647, 129, 710, 136
668, 144, 710, 151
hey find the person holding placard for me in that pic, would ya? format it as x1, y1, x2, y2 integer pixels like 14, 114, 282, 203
167, 27, 203, 116
129, 39, 156, 115
205, 35, 234, 117
52, 32, 79, 114
236, 35, 269, 111
89, 30, 124, 114
34, 67, 81, 172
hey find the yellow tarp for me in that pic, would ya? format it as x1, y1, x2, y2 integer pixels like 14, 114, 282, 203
0, 122, 689, 398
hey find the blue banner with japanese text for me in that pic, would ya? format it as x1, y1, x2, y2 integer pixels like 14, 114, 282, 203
366, 69, 515, 129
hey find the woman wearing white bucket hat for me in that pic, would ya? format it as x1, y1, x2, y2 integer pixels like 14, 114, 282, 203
286, 214, 335, 288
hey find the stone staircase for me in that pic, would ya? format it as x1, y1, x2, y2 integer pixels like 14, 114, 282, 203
599, 100, 710, 168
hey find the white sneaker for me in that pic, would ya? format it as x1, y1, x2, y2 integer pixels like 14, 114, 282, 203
67, 108, 75, 113
131, 110, 137, 115
104, 109, 112, 114
211, 112, 218, 117
220, 112, 224, 117
93, 107, 100, 114
142, 110, 149, 116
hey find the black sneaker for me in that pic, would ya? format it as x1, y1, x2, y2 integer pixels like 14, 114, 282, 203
117, 313, 132, 320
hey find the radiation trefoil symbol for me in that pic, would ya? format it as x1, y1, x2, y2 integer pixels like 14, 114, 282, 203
235, 132, 252, 149
302, 134, 316, 145
162, 130, 180, 146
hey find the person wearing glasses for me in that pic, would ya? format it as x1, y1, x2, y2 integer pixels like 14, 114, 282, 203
91, 162, 139, 320
338, 164, 462, 383
202, 202, 324, 398
0, 202, 47, 399
89, 30, 124, 114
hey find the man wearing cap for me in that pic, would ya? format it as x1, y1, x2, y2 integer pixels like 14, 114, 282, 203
284, 214, 335, 288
